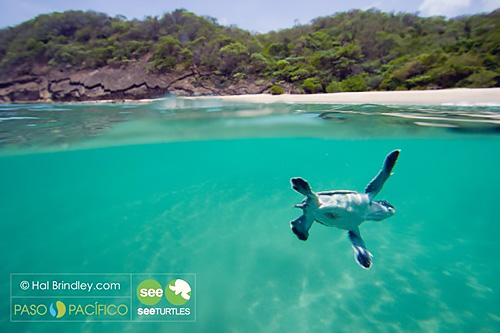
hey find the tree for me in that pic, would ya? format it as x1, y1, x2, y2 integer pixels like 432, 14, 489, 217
302, 77, 322, 93
219, 42, 249, 75
149, 36, 181, 71
340, 76, 367, 91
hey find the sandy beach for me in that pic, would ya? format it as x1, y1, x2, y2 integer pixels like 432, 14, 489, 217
189, 88, 500, 105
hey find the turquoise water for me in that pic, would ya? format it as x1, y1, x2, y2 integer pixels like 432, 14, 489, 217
1, 99, 499, 332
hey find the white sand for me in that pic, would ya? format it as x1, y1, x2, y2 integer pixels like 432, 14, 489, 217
189, 88, 500, 105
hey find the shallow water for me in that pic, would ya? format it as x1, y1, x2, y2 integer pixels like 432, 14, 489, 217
1, 98, 499, 332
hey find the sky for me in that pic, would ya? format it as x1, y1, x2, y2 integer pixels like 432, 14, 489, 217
0, 0, 499, 33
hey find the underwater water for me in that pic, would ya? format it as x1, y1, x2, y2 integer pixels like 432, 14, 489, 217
0, 99, 499, 332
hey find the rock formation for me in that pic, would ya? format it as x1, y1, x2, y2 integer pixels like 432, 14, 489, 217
0, 58, 298, 103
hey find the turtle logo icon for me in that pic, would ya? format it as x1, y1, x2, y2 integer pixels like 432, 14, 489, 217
165, 279, 191, 306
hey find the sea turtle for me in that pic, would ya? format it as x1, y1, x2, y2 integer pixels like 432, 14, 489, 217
290, 149, 400, 269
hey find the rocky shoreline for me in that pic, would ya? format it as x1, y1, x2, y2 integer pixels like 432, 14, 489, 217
0, 58, 299, 103
3, 58, 500, 106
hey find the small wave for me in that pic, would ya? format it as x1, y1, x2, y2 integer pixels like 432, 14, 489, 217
0, 117, 39, 122
381, 112, 500, 125
414, 122, 458, 128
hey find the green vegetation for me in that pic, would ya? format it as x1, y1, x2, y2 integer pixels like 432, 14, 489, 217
270, 85, 285, 95
1, 8, 499, 92
302, 77, 322, 93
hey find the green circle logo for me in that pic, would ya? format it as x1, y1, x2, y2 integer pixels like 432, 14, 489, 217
137, 279, 163, 306
165, 279, 191, 306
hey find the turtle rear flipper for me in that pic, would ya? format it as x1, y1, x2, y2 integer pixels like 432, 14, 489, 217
290, 213, 314, 241
365, 150, 400, 199
348, 229, 373, 269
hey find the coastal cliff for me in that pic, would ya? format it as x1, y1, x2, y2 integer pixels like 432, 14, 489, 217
0, 58, 301, 103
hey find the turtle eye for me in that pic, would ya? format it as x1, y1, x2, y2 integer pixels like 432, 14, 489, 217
377, 200, 394, 210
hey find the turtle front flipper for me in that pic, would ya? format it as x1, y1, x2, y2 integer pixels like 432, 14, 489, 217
365, 149, 400, 199
291, 177, 319, 205
348, 228, 373, 269
290, 213, 314, 241
291, 177, 314, 196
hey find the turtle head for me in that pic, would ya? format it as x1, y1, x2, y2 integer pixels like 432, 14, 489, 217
367, 200, 395, 221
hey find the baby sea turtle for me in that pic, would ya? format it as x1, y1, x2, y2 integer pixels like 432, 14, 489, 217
290, 150, 400, 269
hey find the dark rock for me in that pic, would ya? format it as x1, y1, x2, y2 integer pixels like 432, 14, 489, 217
0, 58, 295, 103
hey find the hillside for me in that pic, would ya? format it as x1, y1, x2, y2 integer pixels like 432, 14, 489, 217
0, 8, 499, 102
